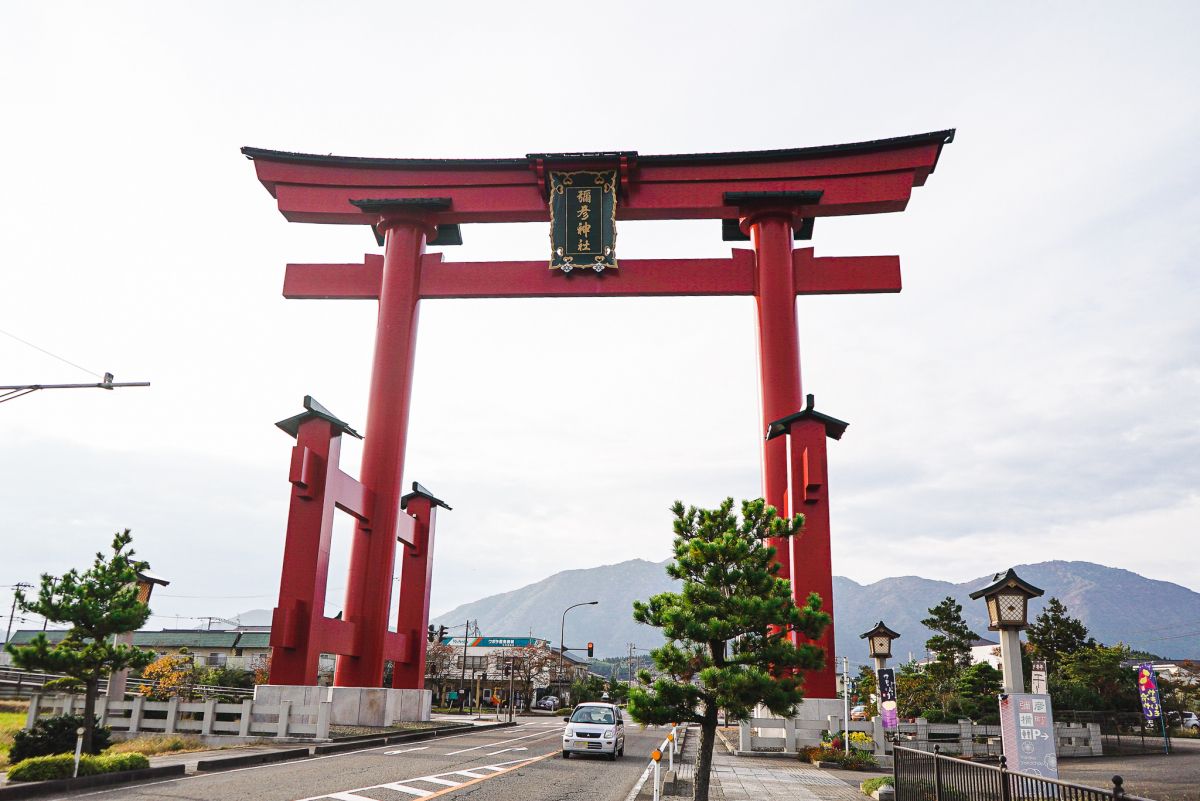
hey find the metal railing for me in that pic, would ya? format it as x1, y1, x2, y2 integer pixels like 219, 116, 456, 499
893, 744, 1156, 801
646, 723, 680, 801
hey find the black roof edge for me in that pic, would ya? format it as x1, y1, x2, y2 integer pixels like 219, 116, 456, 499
275, 395, 362, 440
349, 198, 452, 212
239, 130, 955, 170
401, 481, 452, 511
967, 568, 1045, 600
860, 620, 901, 640
765, 394, 849, 441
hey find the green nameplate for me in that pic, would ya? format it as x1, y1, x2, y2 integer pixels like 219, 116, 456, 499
549, 170, 617, 272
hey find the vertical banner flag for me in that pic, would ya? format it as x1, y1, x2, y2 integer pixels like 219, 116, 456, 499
999, 693, 1059, 779
1137, 663, 1163, 724
877, 668, 899, 730
549, 171, 618, 273
1031, 659, 1048, 695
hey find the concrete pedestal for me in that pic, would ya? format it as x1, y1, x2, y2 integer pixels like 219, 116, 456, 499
255, 685, 431, 725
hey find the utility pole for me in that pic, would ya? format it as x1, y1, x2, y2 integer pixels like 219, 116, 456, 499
5, 583, 32, 648
460, 618, 471, 711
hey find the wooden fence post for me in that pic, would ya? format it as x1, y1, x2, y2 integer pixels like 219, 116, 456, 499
277, 700, 291, 738
201, 699, 216, 736
25, 693, 40, 730
238, 698, 253, 737
317, 701, 331, 741
129, 695, 145, 733
164, 698, 179, 734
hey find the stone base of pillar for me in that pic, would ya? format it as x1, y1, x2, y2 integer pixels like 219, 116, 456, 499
254, 685, 431, 725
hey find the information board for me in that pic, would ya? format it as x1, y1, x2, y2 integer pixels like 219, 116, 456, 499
999, 693, 1058, 778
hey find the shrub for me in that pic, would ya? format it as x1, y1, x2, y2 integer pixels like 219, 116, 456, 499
10, 715, 111, 763
7, 752, 149, 781
862, 776, 894, 794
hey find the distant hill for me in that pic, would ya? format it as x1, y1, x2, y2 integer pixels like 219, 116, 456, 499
429, 559, 1200, 662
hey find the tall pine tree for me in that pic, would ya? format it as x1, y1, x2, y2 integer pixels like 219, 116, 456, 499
6, 530, 156, 752
921, 596, 978, 716
1027, 597, 1092, 672
628, 499, 829, 801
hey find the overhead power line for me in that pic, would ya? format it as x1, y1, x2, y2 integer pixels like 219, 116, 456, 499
0, 326, 103, 379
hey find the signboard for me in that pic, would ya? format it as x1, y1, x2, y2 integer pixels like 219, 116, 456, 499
877, 668, 899, 730
447, 691, 458, 700
549, 170, 618, 273
999, 693, 1058, 779
1031, 659, 1048, 695
1137, 663, 1163, 724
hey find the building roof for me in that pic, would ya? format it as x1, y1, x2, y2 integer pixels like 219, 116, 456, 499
4, 630, 72, 647
234, 631, 271, 649
133, 631, 239, 649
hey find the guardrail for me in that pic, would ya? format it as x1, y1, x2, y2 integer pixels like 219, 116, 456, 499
0, 667, 254, 701
893, 744, 1155, 801
646, 723, 680, 801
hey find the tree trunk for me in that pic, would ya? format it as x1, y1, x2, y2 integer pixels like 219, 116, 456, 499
82, 676, 99, 754
693, 706, 719, 801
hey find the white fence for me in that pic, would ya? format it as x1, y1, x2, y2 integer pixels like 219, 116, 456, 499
27, 692, 331, 741
739, 712, 1103, 758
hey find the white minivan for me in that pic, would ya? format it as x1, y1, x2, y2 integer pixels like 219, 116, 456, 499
562, 702, 626, 760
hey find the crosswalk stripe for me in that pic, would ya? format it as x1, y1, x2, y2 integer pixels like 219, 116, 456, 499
379, 782, 435, 797
414, 777, 460, 787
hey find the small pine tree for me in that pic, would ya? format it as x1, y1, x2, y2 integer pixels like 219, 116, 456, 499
5, 530, 156, 752
1027, 597, 1093, 672
628, 499, 829, 801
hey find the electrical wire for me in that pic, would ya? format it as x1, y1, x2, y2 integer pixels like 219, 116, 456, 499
0, 327, 103, 379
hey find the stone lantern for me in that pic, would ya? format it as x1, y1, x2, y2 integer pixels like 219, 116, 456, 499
969, 568, 1044, 694
860, 621, 901, 672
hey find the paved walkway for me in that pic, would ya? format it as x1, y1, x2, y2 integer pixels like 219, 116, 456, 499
664, 727, 869, 801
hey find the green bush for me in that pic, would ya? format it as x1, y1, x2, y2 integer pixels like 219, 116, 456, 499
7, 752, 149, 781
862, 776, 894, 794
10, 715, 111, 762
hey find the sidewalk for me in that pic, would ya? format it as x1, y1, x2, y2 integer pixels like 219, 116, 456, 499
662, 728, 870, 801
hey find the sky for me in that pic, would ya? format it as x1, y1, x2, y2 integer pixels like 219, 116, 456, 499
2, 3, 1198, 643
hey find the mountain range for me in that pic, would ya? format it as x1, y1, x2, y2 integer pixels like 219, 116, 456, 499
428, 559, 1200, 663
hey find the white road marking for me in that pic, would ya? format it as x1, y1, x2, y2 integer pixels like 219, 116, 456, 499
294, 755, 544, 801
379, 782, 435, 797
444, 729, 559, 755
384, 746, 430, 754
486, 746, 529, 755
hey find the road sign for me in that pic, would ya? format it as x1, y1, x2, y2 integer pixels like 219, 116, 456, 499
1031, 659, 1048, 695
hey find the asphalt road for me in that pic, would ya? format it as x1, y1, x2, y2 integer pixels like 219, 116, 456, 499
50, 717, 669, 801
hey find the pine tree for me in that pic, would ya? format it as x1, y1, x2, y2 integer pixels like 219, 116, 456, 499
628, 499, 829, 801
1027, 597, 1092, 672
921, 596, 978, 715
5, 530, 156, 752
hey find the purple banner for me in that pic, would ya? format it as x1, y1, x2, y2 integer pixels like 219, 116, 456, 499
1137, 663, 1163, 724
877, 667, 898, 729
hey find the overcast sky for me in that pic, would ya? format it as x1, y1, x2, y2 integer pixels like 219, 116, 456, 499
2, 3, 1197, 644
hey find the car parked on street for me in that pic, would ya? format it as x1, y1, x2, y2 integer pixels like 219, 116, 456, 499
562, 702, 625, 761
535, 695, 560, 710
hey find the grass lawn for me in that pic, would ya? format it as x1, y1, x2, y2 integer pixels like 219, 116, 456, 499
0, 710, 27, 770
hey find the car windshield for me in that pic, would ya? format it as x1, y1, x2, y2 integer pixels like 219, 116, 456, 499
571, 707, 615, 725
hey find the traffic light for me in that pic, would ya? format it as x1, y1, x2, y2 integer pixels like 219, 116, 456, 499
427, 625, 437, 643
438, 625, 448, 641
587, 642, 594, 657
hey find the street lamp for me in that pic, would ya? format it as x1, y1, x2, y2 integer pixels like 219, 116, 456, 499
559, 601, 598, 690
969, 568, 1044, 694
859, 620, 901, 672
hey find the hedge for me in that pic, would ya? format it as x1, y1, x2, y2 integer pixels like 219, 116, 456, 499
6, 752, 150, 782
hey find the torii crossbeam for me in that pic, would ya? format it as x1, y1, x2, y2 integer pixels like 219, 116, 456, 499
245, 130, 953, 697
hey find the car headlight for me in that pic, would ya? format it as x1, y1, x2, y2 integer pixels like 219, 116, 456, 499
565, 728, 574, 737
604, 728, 615, 738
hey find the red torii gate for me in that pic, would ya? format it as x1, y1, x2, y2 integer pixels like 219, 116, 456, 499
245, 130, 953, 697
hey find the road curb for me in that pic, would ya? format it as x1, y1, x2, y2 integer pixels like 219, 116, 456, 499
0, 764, 186, 800
195, 747, 312, 771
